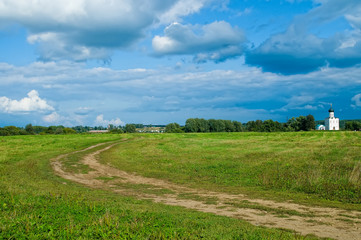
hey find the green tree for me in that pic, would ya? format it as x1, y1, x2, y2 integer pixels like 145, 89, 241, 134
246, 120, 263, 132
165, 123, 183, 133
33, 126, 47, 134
185, 118, 198, 132
109, 128, 124, 134
345, 121, 361, 131
25, 124, 35, 135
245, 121, 255, 131
4, 126, 21, 135
214, 120, 225, 132
284, 115, 314, 131
296, 116, 307, 131
285, 117, 296, 131
224, 120, 235, 132
262, 120, 276, 132
232, 121, 243, 132
63, 128, 76, 134
208, 119, 217, 132
46, 126, 56, 134
305, 115, 315, 131
274, 121, 284, 131
55, 128, 64, 134
198, 118, 210, 132
125, 124, 136, 133
0, 128, 10, 136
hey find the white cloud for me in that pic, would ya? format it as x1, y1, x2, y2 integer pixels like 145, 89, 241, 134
152, 21, 245, 62
74, 107, 93, 116
43, 112, 61, 123
1, 61, 361, 125
0, 0, 201, 61
43, 111, 84, 126
158, 0, 209, 24
247, 0, 361, 74
351, 93, 361, 108
0, 90, 54, 113
272, 95, 318, 112
95, 114, 124, 127
158, 0, 231, 24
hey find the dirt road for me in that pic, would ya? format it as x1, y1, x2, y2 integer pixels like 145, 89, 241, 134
51, 141, 361, 240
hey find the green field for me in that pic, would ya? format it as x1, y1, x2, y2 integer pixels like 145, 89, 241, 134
100, 132, 361, 207
1, 132, 361, 239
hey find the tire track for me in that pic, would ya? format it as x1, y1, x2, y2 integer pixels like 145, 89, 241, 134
52, 141, 361, 240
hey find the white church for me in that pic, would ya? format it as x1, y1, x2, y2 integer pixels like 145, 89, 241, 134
325, 105, 339, 130
316, 105, 340, 131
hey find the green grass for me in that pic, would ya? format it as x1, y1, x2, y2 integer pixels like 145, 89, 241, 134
223, 200, 315, 218
100, 132, 361, 208
112, 182, 176, 196
0, 134, 316, 239
176, 193, 219, 205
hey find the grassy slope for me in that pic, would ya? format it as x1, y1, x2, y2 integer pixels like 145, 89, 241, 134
100, 132, 361, 209
0, 134, 313, 239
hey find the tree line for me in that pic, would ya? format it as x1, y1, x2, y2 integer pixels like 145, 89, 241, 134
246, 115, 316, 132
0, 123, 138, 136
345, 121, 361, 131
165, 115, 315, 133
165, 119, 243, 133
2, 115, 361, 136
0, 125, 77, 136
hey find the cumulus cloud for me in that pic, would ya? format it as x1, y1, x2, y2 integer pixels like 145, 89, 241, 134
158, 0, 210, 24
246, 0, 361, 74
42, 111, 78, 125
1, 61, 361, 125
74, 107, 93, 116
271, 95, 319, 112
0, 0, 212, 61
95, 114, 124, 127
152, 21, 246, 63
0, 90, 54, 113
351, 93, 361, 108
43, 112, 61, 123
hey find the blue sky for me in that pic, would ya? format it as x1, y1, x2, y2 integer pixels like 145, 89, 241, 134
1, 0, 361, 127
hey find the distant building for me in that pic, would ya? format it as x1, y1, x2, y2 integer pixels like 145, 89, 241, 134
325, 105, 339, 131
316, 124, 326, 130
88, 130, 109, 133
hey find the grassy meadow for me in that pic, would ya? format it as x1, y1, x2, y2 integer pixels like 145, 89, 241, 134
101, 131, 361, 208
0, 134, 318, 239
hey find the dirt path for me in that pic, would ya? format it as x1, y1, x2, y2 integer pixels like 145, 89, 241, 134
51, 141, 361, 240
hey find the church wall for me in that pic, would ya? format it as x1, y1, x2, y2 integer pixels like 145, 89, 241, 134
325, 117, 339, 130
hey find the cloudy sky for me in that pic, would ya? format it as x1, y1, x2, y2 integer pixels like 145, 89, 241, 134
1, 0, 361, 127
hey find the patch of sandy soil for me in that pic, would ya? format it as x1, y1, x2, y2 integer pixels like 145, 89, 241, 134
51, 141, 361, 240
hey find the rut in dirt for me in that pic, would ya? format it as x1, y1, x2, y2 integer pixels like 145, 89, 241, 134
51, 140, 361, 240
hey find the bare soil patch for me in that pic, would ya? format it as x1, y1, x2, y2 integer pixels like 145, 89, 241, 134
52, 141, 361, 240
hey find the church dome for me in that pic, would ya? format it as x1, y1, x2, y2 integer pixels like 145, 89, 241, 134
328, 105, 334, 112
